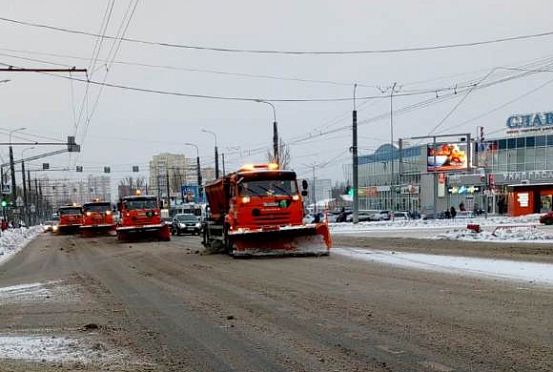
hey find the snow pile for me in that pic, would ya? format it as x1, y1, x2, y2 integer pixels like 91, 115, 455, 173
333, 248, 553, 285
0, 227, 42, 265
330, 214, 541, 234
0, 334, 130, 364
0, 281, 81, 305
436, 226, 553, 243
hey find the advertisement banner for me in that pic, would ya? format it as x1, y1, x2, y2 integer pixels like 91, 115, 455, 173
427, 142, 469, 172
181, 185, 200, 203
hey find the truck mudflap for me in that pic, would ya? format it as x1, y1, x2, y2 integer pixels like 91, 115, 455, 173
229, 223, 331, 257
116, 223, 171, 241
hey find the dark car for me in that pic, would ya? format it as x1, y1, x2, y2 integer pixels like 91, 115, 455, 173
540, 211, 553, 225
172, 213, 201, 235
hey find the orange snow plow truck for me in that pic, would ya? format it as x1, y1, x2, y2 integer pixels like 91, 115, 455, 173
202, 163, 331, 257
80, 200, 115, 236
116, 194, 171, 241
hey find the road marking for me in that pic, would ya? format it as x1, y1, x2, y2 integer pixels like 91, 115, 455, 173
419, 360, 454, 371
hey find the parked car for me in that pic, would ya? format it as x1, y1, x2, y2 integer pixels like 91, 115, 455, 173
455, 211, 475, 219
172, 213, 202, 235
540, 211, 553, 225
392, 212, 410, 221
369, 210, 391, 221
345, 210, 374, 222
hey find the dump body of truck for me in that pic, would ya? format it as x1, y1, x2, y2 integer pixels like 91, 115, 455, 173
80, 201, 115, 236
202, 163, 331, 256
116, 195, 170, 241
57, 205, 83, 234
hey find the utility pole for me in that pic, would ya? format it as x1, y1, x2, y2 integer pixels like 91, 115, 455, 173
352, 84, 359, 224
256, 100, 279, 165
312, 166, 317, 214
222, 153, 226, 176
184, 143, 203, 202
21, 160, 27, 225
390, 82, 398, 212
165, 171, 171, 209
27, 170, 32, 225
202, 129, 219, 179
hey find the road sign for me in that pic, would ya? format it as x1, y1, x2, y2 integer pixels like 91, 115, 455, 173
16, 196, 23, 207
1, 184, 11, 195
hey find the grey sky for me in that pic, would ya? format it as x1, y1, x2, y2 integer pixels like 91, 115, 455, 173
0, 0, 552, 188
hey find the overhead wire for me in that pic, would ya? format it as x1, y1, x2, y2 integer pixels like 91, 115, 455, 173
2, 15, 553, 55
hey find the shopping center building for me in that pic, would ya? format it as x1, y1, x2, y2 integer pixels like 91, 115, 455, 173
343, 110, 553, 216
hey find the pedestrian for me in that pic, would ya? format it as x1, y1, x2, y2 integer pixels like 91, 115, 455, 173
450, 206, 457, 219
459, 202, 466, 212
337, 207, 347, 223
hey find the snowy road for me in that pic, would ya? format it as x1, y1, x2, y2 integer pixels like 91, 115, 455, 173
1, 233, 552, 371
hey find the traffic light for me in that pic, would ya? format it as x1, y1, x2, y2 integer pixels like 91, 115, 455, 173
76, 166, 83, 172
1, 200, 7, 208
42, 163, 49, 170
132, 166, 139, 172
104, 167, 111, 174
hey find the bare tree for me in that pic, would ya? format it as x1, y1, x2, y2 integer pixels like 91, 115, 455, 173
266, 139, 291, 169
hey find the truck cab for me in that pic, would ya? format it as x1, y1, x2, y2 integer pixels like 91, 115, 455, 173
57, 205, 83, 234
227, 167, 304, 231
116, 195, 170, 241
80, 200, 115, 236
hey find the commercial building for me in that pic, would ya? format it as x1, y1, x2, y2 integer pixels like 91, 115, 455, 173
148, 153, 195, 201
343, 110, 553, 216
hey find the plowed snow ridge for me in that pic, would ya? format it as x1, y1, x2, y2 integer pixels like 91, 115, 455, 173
334, 248, 553, 285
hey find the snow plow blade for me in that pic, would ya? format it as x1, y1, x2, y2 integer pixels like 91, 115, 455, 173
229, 223, 331, 257
116, 224, 171, 241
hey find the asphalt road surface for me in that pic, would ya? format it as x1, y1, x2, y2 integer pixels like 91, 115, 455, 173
0, 233, 552, 371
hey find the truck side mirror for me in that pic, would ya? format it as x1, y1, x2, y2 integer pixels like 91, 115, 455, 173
302, 180, 308, 190
117, 202, 122, 211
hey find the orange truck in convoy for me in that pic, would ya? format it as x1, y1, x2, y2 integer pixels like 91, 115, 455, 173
116, 194, 171, 241
202, 163, 331, 256
80, 200, 115, 236
56, 204, 83, 234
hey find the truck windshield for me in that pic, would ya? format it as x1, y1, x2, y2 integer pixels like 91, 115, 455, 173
59, 207, 82, 215
84, 203, 111, 213
125, 199, 157, 210
239, 180, 297, 197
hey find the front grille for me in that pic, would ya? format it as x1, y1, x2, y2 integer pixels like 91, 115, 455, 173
252, 211, 290, 226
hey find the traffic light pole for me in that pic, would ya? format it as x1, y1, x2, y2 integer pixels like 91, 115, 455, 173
352, 85, 359, 224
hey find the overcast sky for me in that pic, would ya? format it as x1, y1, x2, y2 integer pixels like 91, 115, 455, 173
0, 0, 552, 188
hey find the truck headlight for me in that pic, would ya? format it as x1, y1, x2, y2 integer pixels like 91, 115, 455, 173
179, 223, 185, 228
195, 223, 201, 228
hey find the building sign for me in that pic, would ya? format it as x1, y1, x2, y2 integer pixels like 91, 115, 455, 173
502, 170, 553, 183
517, 192, 529, 207
427, 143, 469, 172
447, 185, 481, 195
506, 111, 553, 135
400, 185, 420, 195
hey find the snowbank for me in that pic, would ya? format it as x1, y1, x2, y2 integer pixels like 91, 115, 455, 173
0, 227, 42, 266
436, 226, 553, 243
330, 214, 541, 234
333, 248, 553, 285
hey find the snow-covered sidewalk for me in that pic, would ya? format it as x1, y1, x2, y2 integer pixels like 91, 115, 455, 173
0, 227, 42, 266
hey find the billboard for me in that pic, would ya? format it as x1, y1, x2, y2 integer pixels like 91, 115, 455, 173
427, 142, 469, 172
181, 184, 202, 203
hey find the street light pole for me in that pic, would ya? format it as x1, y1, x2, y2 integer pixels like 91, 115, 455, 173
184, 142, 203, 202
8, 127, 25, 214
202, 129, 219, 179
256, 100, 279, 165
21, 146, 35, 226
390, 82, 398, 212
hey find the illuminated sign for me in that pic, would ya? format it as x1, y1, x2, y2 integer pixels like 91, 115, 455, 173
517, 192, 529, 207
447, 185, 481, 195
507, 112, 553, 129
427, 143, 469, 172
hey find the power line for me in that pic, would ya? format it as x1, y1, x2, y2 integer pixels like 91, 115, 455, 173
2, 16, 553, 55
